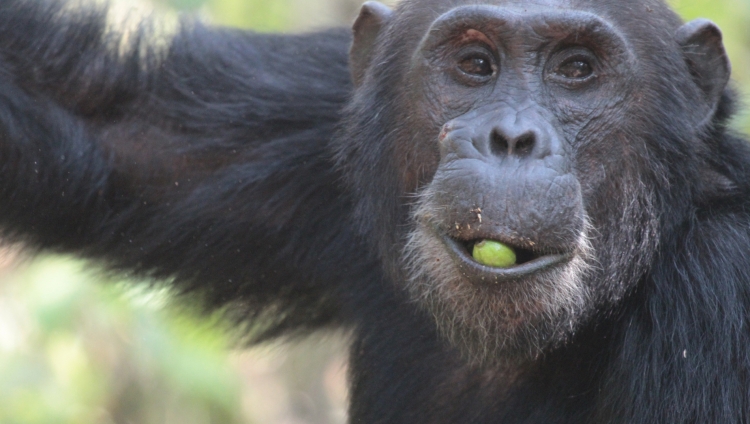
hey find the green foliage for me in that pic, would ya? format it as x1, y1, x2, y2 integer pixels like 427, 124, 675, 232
161, 0, 206, 11
153, 0, 293, 31
0, 257, 246, 424
206, 0, 291, 31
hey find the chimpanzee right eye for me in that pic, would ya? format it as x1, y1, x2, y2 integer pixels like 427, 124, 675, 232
458, 53, 495, 77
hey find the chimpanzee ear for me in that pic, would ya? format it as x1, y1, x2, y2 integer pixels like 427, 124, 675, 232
676, 19, 731, 111
350, 1, 393, 87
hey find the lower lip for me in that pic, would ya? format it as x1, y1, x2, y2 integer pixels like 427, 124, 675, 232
440, 233, 571, 282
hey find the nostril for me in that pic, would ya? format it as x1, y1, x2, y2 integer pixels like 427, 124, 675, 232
490, 129, 510, 157
514, 133, 535, 157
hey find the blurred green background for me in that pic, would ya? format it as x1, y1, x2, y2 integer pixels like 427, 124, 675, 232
0, 0, 748, 423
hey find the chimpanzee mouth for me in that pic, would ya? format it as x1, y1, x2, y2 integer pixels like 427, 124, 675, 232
440, 233, 571, 282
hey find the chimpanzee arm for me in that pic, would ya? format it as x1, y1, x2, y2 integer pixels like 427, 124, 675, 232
0, 0, 375, 337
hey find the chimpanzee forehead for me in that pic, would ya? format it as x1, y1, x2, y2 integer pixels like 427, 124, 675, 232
399, 0, 681, 27
396, 0, 684, 48
404, 0, 664, 9
412, 3, 637, 60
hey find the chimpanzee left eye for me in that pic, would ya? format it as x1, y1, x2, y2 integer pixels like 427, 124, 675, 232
556, 59, 593, 79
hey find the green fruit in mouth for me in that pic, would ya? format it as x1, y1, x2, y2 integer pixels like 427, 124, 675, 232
472, 240, 517, 268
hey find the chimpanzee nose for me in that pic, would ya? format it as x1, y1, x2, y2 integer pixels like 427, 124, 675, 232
438, 107, 562, 162
490, 128, 538, 158
483, 110, 558, 160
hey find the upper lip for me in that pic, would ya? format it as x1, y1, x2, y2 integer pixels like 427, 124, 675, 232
438, 230, 573, 283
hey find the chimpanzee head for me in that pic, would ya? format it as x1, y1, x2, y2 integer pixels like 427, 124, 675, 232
334, 0, 731, 366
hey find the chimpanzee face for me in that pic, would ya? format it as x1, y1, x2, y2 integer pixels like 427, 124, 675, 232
340, 0, 730, 366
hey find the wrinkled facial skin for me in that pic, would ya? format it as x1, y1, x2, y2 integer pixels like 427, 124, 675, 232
339, 0, 716, 367
396, 4, 659, 366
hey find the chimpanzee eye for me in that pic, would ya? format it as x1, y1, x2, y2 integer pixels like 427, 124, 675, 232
556, 59, 593, 79
458, 54, 495, 77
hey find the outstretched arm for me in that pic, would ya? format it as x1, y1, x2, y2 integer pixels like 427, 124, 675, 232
0, 0, 374, 338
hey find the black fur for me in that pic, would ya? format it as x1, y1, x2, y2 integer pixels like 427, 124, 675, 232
0, 0, 369, 340
1, 0, 750, 423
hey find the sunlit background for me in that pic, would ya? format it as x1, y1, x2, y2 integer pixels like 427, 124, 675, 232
0, 0, 748, 423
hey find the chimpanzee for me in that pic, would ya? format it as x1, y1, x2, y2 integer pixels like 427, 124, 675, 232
0, 0, 748, 422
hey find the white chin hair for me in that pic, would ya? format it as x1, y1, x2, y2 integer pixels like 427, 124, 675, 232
402, 219, 595, 366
